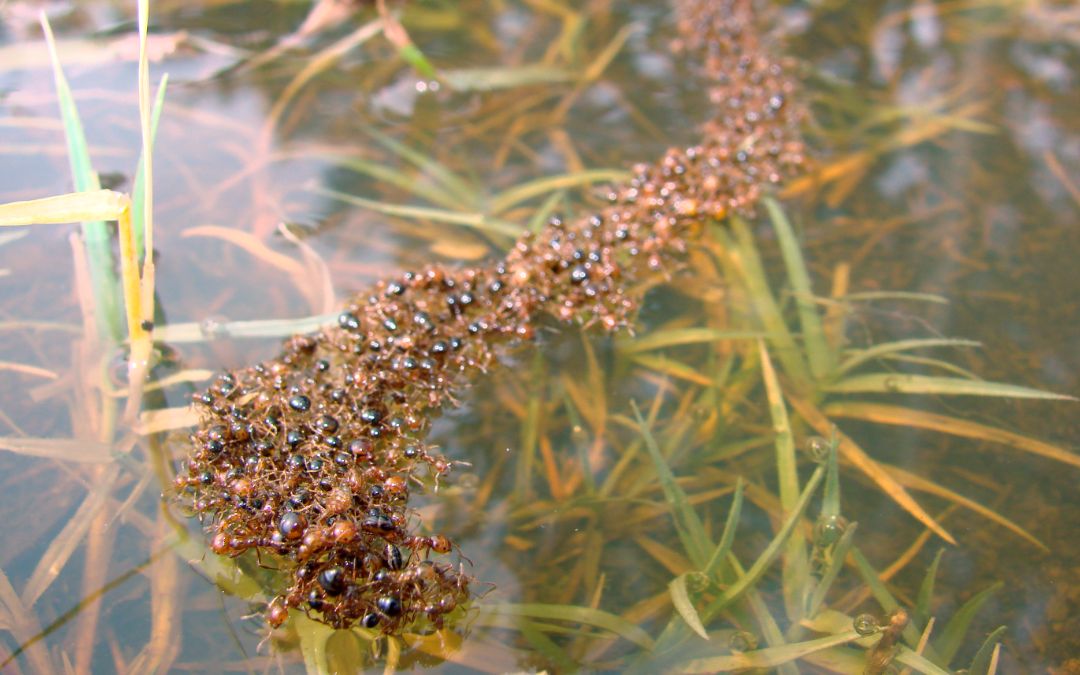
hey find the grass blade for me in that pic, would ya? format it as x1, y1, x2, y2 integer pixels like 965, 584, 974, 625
0, 191, 128, 227
362, 127, 477, 206
669, 574, 709, 640
40, 13, 121, 342
827, 373, 1076, 400
632, 401, 711, 568
722, 218, 811, 385
834, 339, 981, 378
932, 582, 1003, 667
825, 401, 1080, 469
788, 395, 955, 544
131, 73, 168, 262
617, 328, 763, 355
702, 478, 743, 578
765, 198, 832, 379
679, 630, 860, 673
758, 341, 809, 623
894, 647, 953, 675
441, 64, 574, 92
702, 466, 824, 617
805, 523, 858, 620
915, 548, 945, 624
0, 437, 113, 463
884, 463, 1047, 551
480, 603, 654, 650
314, 186, 522, 237
968, 626, 1007, 675
488, 168, 629, 214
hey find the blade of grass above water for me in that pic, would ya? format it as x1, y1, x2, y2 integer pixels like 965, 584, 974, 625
40, 13, 121, 342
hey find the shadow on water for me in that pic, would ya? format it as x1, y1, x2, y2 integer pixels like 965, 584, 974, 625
0, 0, 1077, 672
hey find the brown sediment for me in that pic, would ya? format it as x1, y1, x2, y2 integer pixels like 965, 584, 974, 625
173, 0, 808, 634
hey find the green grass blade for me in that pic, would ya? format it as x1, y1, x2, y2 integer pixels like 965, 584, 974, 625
314, 186, 522, 237
488, 169, 630, 214
727, 555, 798, 675
765, 198, 831, 379
480, 603, 654, 650
617, 328, 763, 355
834, 338, 981, 378
632, 402, 711, 568
679, 630, 860, 673
915, 548, 945, 624
312, 152, 461, 209
723, 218, 811, 385
41, 14, 121, 341
758, 341, 809, 623
932, 582, 1003, 667
362, 127, 477, 207
827, 373, 1076, 400
702, 478, 743, 578
669, 574, 709, 640
825, 401, 1080, 469
968, 626, 1007, 675
527, 189, 566, 233
894, 647, 953, 675
850, 546, 927, 651
702, 466, 824, 618
805, 522, 858, 620
131, 73, 168, 262
441, 64, 573, 92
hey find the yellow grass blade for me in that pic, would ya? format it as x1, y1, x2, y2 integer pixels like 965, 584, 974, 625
787, 395, 955, 545
824, 402, 1080, 470
883, 463, 1047, 552
0, 437, 113, 463
0, 190, 128, 226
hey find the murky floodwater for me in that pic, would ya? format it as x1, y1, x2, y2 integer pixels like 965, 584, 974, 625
0, 1, 1078, 672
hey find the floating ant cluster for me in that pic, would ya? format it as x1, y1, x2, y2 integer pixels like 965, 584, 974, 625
174, 0, 807, 634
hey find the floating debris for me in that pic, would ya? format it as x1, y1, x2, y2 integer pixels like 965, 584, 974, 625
174, 0, 808, 633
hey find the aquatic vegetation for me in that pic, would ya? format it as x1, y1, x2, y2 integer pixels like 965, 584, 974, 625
173, 0, 808, 635
0, 0, 1077, 672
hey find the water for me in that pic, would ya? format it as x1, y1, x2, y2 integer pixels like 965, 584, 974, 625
0, 1, 1077, 672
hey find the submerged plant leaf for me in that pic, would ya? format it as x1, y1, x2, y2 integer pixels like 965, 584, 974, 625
833, 339, 982, 378
0, 437, 113, 463
315, 186, 522, 237
788, 395, 955, 544
633, 402, 711, 568
488, 168, 630, 214
678, 630, 860, 673
932, 582, 1003, 667
827, 373, 1076, 400
968, 626, 1007, 675
442, 64, 574, 91
915, 548, 946, 624
669, 574, 709, 640
825, 401, 1080, 469
478, 603, 654, 650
